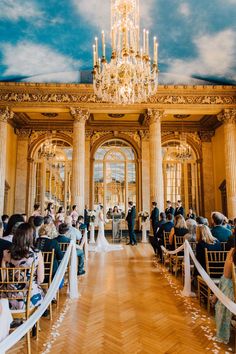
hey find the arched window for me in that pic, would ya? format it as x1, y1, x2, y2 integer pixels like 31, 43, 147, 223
93, 139, 137, 213
162, 141, 199, 214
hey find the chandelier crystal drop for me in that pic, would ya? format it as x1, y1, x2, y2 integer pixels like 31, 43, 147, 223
39, 138, 56, 160
92, 0, 159, 104
176, 133, 192, 161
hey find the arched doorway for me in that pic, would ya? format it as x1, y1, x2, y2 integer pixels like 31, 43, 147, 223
93, 139, 137, 214
162, 141, 200, 214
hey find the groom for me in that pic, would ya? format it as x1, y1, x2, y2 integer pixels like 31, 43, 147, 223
126, 201, 137, 245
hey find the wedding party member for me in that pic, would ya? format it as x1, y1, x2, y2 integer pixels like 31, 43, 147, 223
1, 223, 44, 309
55, 223, 85, 276
3, 214, 25, 240
174, 200, 185, 217
65, 216, 82, 243
211, 212, 232, 242
185, 218, 197, 242
186, 208, 196, 220
55, 207, 65, 227
31, 204, 41, 217
196, 225, 221, 271
45, 202, 55, 220
169, 214, 188, 250
165, 201, 175, 216
150, 202, 159, 236
84, 205, 90, 231
71, 205, 79, 226
126, 201, 137, 246
112, 206, 122, 239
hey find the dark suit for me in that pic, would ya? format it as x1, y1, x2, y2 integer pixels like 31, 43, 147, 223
174, 206, 185, 217
150, 207, 159, 236
126, 206, 136, 244
84, 209, 90, 231
165, 207, 175, 216
186, 213, 196, 220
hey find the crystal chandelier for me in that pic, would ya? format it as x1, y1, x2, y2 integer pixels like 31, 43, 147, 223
176, 133, 192, 161
92, 0, 158, 104
39, 137, 56, 160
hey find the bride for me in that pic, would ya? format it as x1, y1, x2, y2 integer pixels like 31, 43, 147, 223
89, 205, 123, 252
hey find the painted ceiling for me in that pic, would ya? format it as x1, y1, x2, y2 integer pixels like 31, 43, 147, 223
0, 0, 235, 85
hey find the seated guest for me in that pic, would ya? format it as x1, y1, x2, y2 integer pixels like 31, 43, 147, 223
211, 212, 232, 242
174, 200, 185, 217
169, 214, 188, 250
32, 203, 41, 217
196, 216, 209, 226
65, 216, 82, 243
3, 214, 25, 239
214, 247, 235, 344
70, 205, 79, 226
186, 208, 196, 220
55, 223, 85, 276
0, 221, 11, 263
223, 217, 232, 231
33, 216, 44, 240
156, 212, 166, 231
185, 218, 197, 242
1, 223, 44, 309
43, 215, 58, 238
196, 224, 221, 271
155, 213, 174, 260
35, 224, 63, 277
1, 215, 9, 232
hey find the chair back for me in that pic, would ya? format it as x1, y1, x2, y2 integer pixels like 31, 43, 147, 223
0, 265, 34, 317
58, 242, 70, 254
42, 250, 55, 286
189, 241, 197, 254
174, 236, 185, 249
220, 242, 227, 251
205, 250, 228, 278
163, 232, 170, 249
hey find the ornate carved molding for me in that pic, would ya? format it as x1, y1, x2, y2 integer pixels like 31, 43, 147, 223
85, 130, 93, 139
15, 128, 32, 139
217, 109, 236, 124
139, 130, 149, 140
91, 131, 112, 145
70, 107, 90, 122
146, 109, 165, 125
122, 131, 141, 146
199, 130, 215, 142
0, 106, 14, 122
147, 95, 235, 105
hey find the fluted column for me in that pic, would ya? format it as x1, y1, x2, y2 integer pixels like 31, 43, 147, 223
148, 109, 164, 212
0, 107, 13, 215
218, 109, 236, 219
14, 129, 31, 213
70, 107, 90, 215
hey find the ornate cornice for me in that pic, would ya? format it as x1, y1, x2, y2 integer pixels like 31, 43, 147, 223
146, 109, 165, 125
15, 128, 31, 139
199, 130, 215, 142
217, 109, 236, 124
0, 106, 14, 122
70, 107, 90, 123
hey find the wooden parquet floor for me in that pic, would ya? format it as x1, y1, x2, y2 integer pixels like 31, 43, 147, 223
7, 243, 235, 354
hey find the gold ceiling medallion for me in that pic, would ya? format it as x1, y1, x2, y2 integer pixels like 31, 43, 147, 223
92, 0, 158, 104
108, 113, 125, 118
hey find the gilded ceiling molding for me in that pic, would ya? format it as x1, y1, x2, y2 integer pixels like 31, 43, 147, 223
70, 107, 90, 123
199, 131, 215, 142
90, 131, 113, 145
0, 106, 14, 122
15, 128, 32, 139
217, 108, 236, 124
139, 130, 149, 140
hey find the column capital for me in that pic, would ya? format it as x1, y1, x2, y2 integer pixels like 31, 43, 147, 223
146, 109, 165, 125
0, 106, 14, 123
199, 130, 215, 142
70, 107, 90, 123
217, 109, 236, 124
15, 128, 32, 139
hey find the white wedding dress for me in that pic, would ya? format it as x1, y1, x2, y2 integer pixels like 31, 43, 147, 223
89, 211, 123, 253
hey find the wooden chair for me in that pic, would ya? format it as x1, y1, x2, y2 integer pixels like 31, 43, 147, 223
170, 236, 185, 277
197, 250, 228, 312
0, 265, 37, 354
220, 242, 227, 251
163, 232, 170, 266
41, 250, 55, 320
58, 242, 70, 254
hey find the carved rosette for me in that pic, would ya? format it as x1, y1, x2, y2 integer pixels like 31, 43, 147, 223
199, 131, 215, 142
15, 128, 32, 139
146, 109, 165, 125
217, 109, 236, 125
70, 107, 90, 123
0, 106, 14, 122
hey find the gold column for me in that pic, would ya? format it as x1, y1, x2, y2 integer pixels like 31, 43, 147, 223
218, 109, 236, 219
148, 109, 164, 212
70, 107, 90, 215
0, 107, 13, 216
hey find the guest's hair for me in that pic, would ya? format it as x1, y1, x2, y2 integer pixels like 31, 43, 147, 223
177, 200, 182, 203
78, 215, 84, 222
152, 202, 157, 206
167, 213, 173, 221
3, 214, 25, 236
46, 202, 54, 211
196, 216, 208, 226
38, 224, 51, 237
160, 212, 166, 220
196, 225, 217, 244
28, 216, 35, 228
211, 211, 224, 226
72, 205, 77, 211
166, 200, 171, 204
58, 223, 70, 235
11, 223, 34, 260
100, 205, 103, 210
174, 214, 187, 229
128, 201, 133, 206
44, 215, 52, 225
34, 204, 40, 211
12, 222, 23, 236
34, 216, 44, 228
58, 207, 63, 214
113, 206, 119, 212
1, 214, 9, 222
186, 219, 197, 235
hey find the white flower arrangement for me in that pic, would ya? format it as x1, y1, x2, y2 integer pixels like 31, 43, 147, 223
138, 211, 149, 222
88, 210, 96, 223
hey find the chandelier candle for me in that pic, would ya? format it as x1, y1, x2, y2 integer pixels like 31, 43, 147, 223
92, 0, 159, 104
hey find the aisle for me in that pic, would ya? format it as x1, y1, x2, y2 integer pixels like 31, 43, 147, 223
8, 244, 230, 354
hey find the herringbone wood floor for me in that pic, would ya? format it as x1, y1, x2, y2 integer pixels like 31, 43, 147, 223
8, 243, 234, 354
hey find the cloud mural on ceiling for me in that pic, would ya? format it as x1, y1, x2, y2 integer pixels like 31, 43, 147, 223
0, 0, 235, 84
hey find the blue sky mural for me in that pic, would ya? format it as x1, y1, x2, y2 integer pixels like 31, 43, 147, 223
0, 0, 235, 84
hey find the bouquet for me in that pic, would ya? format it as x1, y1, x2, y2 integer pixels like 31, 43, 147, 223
88, 210, 96, 223
138, 211, 149, 222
